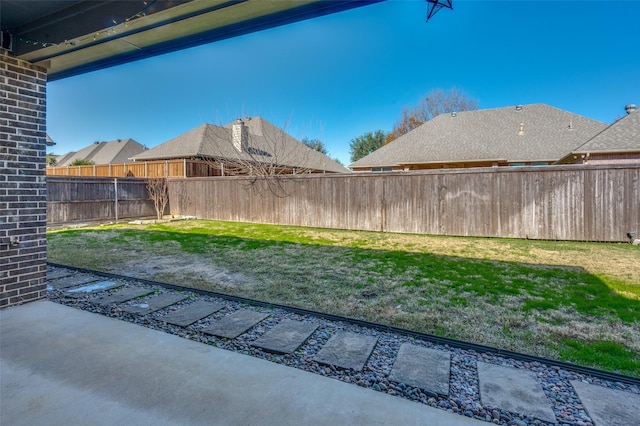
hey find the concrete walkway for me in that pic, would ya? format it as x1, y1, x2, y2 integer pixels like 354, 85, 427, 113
1, 301, 483, 426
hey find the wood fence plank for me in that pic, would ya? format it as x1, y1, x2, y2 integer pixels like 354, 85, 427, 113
47, 165, 640, 242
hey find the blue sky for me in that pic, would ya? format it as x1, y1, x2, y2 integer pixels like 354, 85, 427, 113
47, 0, 640, 165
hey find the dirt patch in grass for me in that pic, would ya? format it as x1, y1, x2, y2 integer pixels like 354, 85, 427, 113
47, 220, 640, 376
120, 254, 261, 291
49, 229, 261, 291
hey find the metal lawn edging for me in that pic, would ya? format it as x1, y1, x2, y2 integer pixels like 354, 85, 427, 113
47, 262, 640, 387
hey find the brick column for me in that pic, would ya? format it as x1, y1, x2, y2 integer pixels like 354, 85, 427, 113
0, 48, 47, 308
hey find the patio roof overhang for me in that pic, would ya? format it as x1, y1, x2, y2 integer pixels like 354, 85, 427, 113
1, 0, 382, 81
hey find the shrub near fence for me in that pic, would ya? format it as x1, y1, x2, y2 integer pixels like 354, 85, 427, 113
167, 164, 640, 242
47, 177, 157, 224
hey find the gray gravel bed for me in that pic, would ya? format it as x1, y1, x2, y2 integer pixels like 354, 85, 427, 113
47, 266, 639, 426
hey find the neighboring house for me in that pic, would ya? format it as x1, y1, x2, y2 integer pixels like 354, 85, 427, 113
45, 134, 56, 147
55, 139, 146, 167
46, 134, 58, 166
130, 117, 349, 174
349, 104, 608, 172
555, 104, 640, 165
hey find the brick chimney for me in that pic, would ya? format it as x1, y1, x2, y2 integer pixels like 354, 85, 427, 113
232, 118, 248, 152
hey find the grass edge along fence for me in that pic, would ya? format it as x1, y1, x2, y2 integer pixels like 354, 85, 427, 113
166, 164, 640, 242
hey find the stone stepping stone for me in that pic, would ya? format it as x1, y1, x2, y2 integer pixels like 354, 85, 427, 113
477, 362, 556, 423
571, 380, 640, 426
121, 293, 188, 315
314, 331, 377, 371
64, 281, 122, 298
201, 309, 269, 339
388, 344, 451, 396
47, 269, 74, 281
251, 320, 318, 354
47, 273, 100, 290
159, 301, 224, 327
90, 286, 154, 305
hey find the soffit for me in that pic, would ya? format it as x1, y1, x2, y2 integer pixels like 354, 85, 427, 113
1, 0, 379, 80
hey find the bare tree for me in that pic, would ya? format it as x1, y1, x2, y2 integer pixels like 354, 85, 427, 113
386, 88, 479, 143
146, 177, 169, 220
203, 117, 328, 197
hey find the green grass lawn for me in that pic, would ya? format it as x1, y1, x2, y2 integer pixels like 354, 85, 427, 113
47, 219, 640, 376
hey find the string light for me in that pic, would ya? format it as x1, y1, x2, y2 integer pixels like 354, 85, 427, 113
7, 1, 156, 50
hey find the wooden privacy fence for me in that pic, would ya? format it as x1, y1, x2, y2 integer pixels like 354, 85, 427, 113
47, 177, 157, 224
167, 164, 640, 242
46, 159, 218, 178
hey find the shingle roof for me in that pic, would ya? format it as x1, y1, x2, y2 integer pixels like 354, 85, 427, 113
45, 134, 56, 146
563, 107, 640, 154
56, 139, 146, 166
54, 151, 75, 166
131, 117, 349, 173
349, 104, 608, 168
56, 143, 101, 166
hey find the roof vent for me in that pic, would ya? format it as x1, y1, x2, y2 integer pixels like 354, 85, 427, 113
451, 111, 457, 117
625, 104, 637, 114
518, 123, 525, 135
515, 105, 523, 111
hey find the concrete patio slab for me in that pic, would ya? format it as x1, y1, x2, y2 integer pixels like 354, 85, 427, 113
47, 273, 100, 289
314, 331, 377, 371
201, 309, 269, 339
389, 344, 451, 396
1, 301, 484, 426
91, 286, 154, 305
64, 280, 122, 298
252, 320, 318, 354
571, 380, 640, 426
121, 293, 188, 315
477, 362, 556, 423
159, 300, 224, 327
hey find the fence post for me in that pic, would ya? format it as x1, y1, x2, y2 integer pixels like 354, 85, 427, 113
114, 178, 119, 222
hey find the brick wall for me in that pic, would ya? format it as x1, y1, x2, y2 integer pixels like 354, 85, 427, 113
0, 48, 47, 308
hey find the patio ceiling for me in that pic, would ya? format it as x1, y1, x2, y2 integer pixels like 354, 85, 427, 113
1, 0, 381, 81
